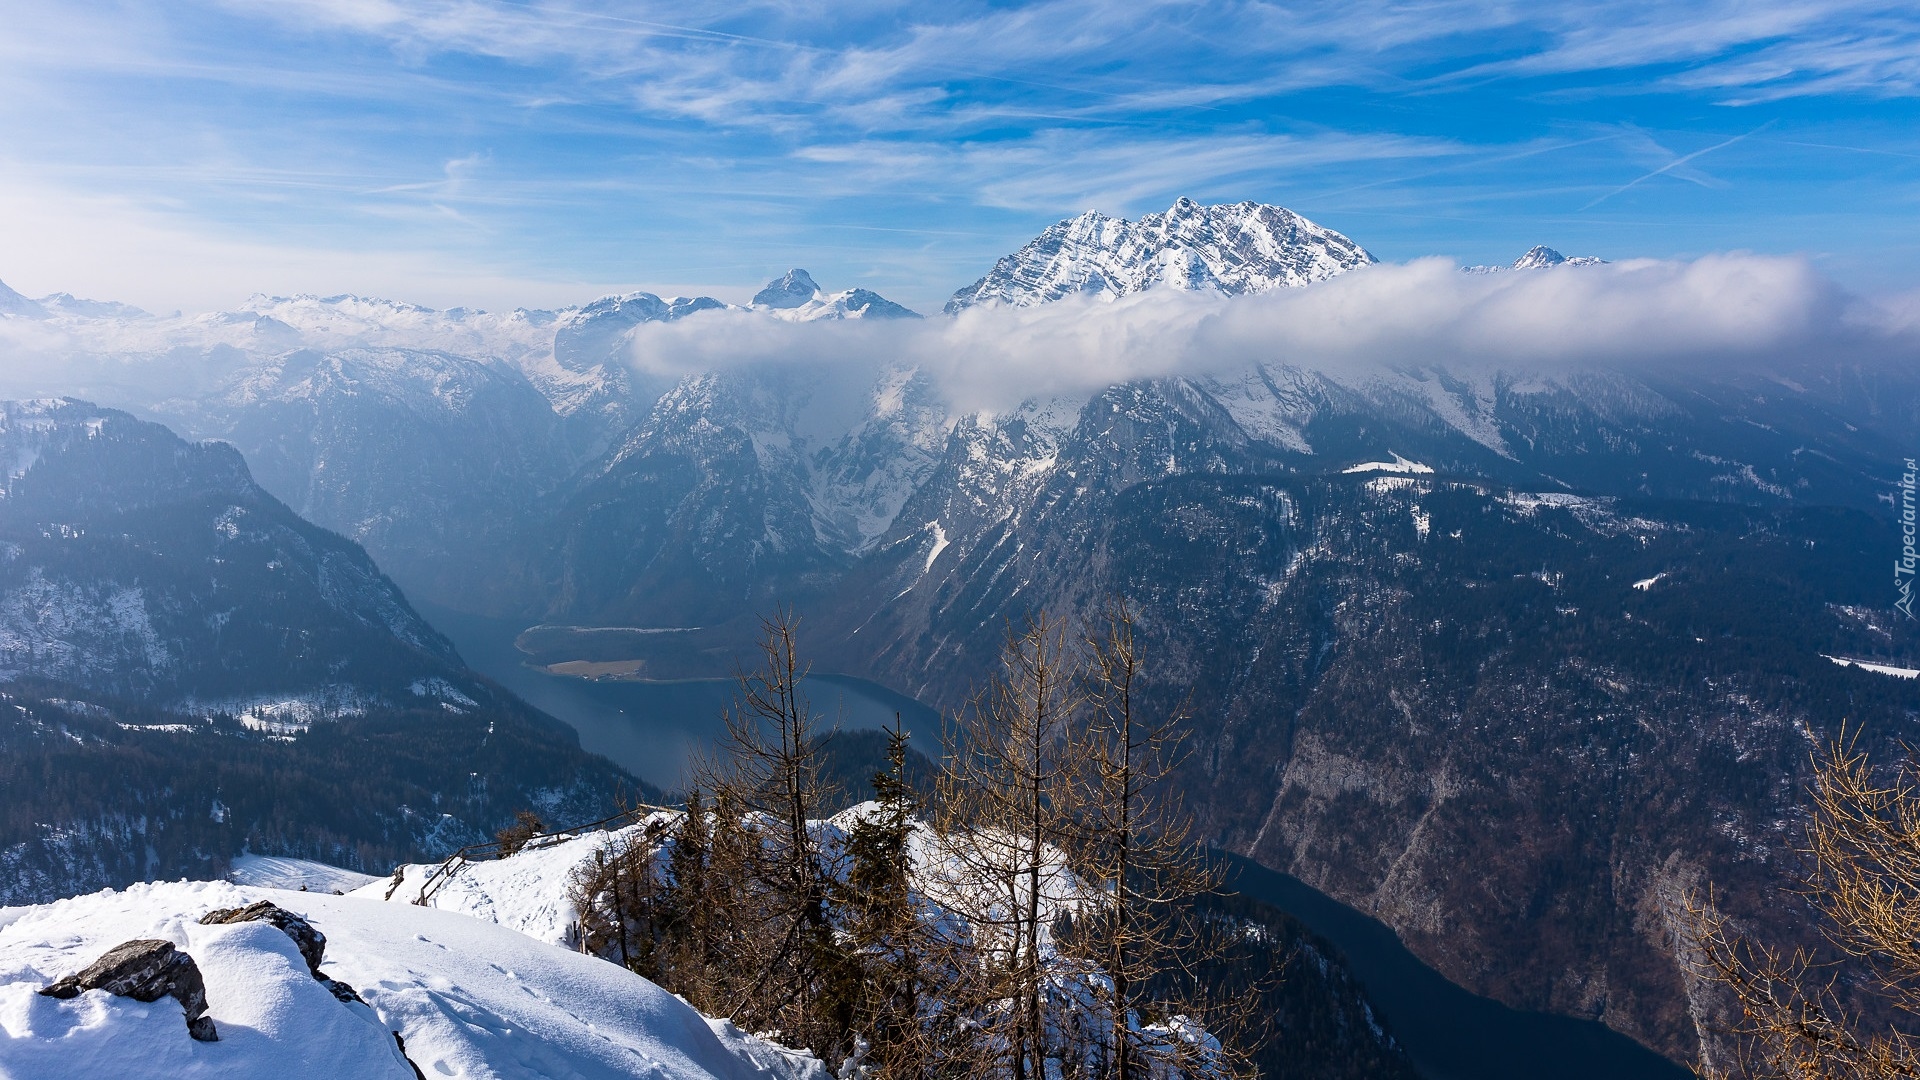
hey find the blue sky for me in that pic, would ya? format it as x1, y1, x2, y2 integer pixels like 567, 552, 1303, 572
1, 1, 1917, 313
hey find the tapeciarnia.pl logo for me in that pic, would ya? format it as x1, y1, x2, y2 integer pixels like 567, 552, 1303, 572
1900, 457, 1917, 619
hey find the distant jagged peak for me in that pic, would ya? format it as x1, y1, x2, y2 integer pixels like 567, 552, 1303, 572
241, 292, 443, 316
1512, 245, 1607, 269
946, 197, 1376, 313
834, 288, 920, 320
753, 268, 821, 309
1512, 245, 1570, 269
1463, 246, 1609, 274
752, 269, 921, 321
563, 292, 732, 335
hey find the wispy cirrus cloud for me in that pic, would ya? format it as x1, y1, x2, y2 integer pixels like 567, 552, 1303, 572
0, 1, 1917, 312
211, 0, 1920, 125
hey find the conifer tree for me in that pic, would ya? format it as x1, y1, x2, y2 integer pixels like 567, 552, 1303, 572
494, 808, 544, 858
693, 609, 852, 1058
843, 717, 927, 1078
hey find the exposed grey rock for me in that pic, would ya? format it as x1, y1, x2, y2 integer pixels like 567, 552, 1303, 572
198, 900, 370, 1005
321, 975, 367, 1005
39, 938, 218, 1041
199, 900, 326, 975
395, 1031, 428, 1080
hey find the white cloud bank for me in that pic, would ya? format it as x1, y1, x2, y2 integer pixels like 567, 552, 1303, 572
625, 254, 1917, 411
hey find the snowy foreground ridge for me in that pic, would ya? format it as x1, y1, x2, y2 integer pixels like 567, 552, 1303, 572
0, 879, 826, 1080
368, 806, 1228, 1077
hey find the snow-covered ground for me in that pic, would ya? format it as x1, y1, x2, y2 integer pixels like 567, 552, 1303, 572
364, 816, 678, 948
2, 802, 1229, 1080
1341, 453, 1433, 476
226, 855, 379, 895
0, 879, 826, 1080
395, 807, 1218, 1077
1823, 655, 1920, 679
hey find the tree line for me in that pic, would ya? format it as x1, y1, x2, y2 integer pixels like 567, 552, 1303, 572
563, 604, 1265, 1080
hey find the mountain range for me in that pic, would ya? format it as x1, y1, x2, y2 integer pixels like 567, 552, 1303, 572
1, 197, 1915, 1068
0, 400, 644, 904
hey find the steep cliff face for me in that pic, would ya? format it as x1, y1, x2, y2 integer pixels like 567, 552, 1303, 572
537, 370, 848, 626
800, 371, 1918, 1064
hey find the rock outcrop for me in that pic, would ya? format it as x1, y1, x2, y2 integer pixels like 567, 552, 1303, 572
200, 900, 365, 1003
39, 938, 218, 1041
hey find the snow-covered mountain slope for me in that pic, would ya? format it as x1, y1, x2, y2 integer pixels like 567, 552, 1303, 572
807, 364, 951, 551
226, 856, 378, 894
807, 382, 1918, 1067
0, 880, 827, 1080
538, 368, 855, 625
945, 198, 1374, 312
0, 280, 48, 319
156, 346, 578, 615
367, 813, 680, 946
752, 269, 920, 321
0, 399, 481, 713
365, 806, 1097, 963
0, 399, 649, 907
0, 398, 647, 900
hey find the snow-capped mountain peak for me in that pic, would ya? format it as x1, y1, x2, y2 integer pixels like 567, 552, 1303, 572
1511, 245, 1606, 269
752, 269, 821, 309
35, 293, 151, 319
1463, 246, 1608, 273
945, 197, 1375, 312
751, 270, 921, 321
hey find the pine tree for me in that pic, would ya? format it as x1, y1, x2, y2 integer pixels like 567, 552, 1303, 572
692, 609, 853, 1059
843, 716, 927, 1078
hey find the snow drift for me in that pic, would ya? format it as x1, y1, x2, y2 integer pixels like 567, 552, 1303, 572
0, 880, 827, 1080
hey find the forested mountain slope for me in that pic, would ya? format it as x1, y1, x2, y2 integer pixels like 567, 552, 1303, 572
0, 400, 643, 904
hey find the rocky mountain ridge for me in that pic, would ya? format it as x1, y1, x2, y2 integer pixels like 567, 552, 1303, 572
0, 399, 479, 719
945, 197, 1376, 312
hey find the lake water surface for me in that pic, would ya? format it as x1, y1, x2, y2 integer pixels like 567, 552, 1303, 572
421, 604, 937, 792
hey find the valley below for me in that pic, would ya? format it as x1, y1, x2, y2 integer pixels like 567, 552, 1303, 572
419, 603, 936, 790
2, 199, 1917, 1074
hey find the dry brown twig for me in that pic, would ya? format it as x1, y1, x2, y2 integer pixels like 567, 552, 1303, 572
1684, 731, 1920, 1079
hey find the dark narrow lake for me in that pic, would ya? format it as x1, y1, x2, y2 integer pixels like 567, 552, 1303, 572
419, 603, 938, 792
1221, 855, 1691, 1080
420, 602, 1689, 1080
